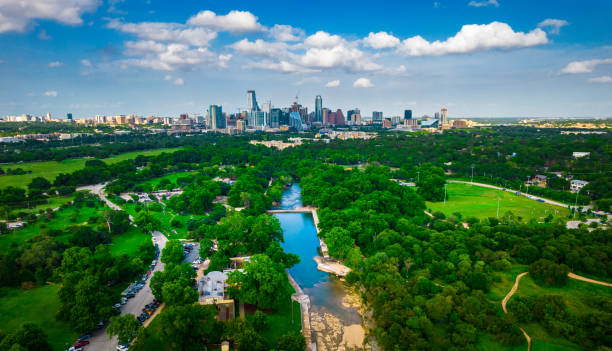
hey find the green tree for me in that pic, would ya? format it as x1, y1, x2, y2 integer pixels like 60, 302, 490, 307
106, 314, 139, 344
161, 239, 184, 265
325, 227, 354, 260
0, 323, 52, 351
227, 254, 293, 310
276, 332, 306, 351
157, 305, 218, 351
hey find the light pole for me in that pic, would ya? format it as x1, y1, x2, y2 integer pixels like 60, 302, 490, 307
444, 184, 447, 205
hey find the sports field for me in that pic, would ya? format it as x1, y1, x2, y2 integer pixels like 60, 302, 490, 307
426, 183, 570, 221
0, 147, 182, 189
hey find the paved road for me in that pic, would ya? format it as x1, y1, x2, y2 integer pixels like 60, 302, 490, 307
86, 231, 167, 351
448, 180, 570, 208
77, 183, 134, 220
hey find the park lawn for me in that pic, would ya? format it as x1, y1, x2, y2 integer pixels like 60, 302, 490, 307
122, 202, 203, 239
0, 201, 103, 251
426, 183, 570, 221
109, 227, 151, 257
487, 265, 529, 302
509, 275, 612, 351
475, 333, 525, 351
245, 299, 302, 349
9, 195, 75, 217
0, 147, 182, 189
137, 171, 196, 189
0, 285, 77, 351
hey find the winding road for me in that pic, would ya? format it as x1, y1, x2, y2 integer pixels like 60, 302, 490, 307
77, 183, 169, 351
448, 180, 570, 208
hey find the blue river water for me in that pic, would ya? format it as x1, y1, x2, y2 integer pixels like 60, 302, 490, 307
274, 183, 362, 325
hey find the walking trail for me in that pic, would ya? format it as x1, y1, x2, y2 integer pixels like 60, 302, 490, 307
501, 272, 531, 351
502, 271, 612, 351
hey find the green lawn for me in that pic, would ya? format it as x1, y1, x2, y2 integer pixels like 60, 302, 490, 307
0, 201, 103, 251
137, 171, 196, 189
0, 285, 77, 351
245, 299, 302, 349
9, 195, 74, 216
123, 202, 204, 239
0, 147, 182, 189
109, 227, 151, 257
426, 183, 570, 221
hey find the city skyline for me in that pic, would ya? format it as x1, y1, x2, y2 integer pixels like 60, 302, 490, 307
0, 0, 611, 118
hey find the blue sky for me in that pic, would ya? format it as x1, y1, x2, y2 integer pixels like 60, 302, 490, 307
0, 0, 611, 118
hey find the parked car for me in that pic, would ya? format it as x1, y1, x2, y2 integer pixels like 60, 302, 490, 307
113, 303, 121, 309
77, 334, 91, 342
73, 340, 90, 348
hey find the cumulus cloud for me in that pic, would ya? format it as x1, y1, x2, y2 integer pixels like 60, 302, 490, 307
245, 60, 318, 73
304, 31, 344, 48
298, 44, 383, 72
229, 39, 289, 58
468, 0, 499, 7
173, 77, 184, 85
121, 42, 231, 71
538, 19, 568, 34
187, 10, 264, 33
80, 59, 92, 67
560, 58, 612, 74
325, 80, 340, 87
363, 31, 400, 49
268, 24, 304, 42
48, 61, 63, 67
107, 19, 218, 47
397, 21, 547, 56
353, 78, 374, 88
43, 90, 58, 97
0, 0, 98, 33
589, 76, 612, 83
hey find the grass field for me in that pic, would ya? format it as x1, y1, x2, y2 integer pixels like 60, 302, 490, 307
0, 147, 182, 189
109, 227, 151, 257
426, 183, 570, 221
245, 300, 302, 348
137, 171, 196, 189
0, 201, 103, 251
0, 285, 77, 351
8, 195, 74, 216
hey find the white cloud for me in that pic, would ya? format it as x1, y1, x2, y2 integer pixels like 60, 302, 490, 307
163, 75, 172, 80
538, 19, 568, 35
0, 0, 98, 34
121, 42, 231, 71
48, 61, 63, 67
304, 31, 344, 48
397, 21, 547, 56
363, 31, 400, 49
268, 24, 304, 42
299, 44, 382, 72
38, 29, 52, 40
560, 58, 612, 74
107, 19, 218, 47
325, 80, 340, 87
588, 76, 612, 83
229, 39, 288, 58
0, 60, 5, 64
468, 0, 499, 7
187, 10, 264, 33
173, 77, 184, 86
353, 78, 374, 88
245, 60, 318, 73
43, 90, 58, 97
80, 59, 92, 67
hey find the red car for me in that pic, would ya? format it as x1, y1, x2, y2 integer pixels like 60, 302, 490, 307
73, 340, 90, 348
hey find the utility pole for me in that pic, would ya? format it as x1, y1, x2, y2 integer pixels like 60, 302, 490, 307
497, 197, 500, 218
444, 184, 447, 205
471, 165, 474, 185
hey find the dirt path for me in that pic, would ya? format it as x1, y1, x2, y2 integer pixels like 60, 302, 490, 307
568, 273, 612, 287
501, 272, 531, 351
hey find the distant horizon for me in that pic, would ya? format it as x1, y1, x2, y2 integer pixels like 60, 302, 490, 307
1, 1, 611, 117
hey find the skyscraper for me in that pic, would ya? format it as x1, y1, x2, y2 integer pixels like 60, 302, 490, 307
247, 90, 259, 112
404, 110, 412, 120
209, 105, 225, 129
315, 95, 323, 123
372, 111, 383, 124
441, 108, 448, 125
322, 108, 329, 125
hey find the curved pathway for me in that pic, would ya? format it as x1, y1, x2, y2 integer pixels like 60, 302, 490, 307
568, 273, 612, 287
501, 272, 531, 351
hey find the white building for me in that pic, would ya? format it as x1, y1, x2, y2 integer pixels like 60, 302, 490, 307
570, 180, 589, 193
572, 152, 590, 158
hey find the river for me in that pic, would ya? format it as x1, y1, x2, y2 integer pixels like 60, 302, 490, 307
274, 183, 365, 351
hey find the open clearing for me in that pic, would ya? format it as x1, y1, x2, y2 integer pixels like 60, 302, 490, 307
0, 285, 77, 351
0, 147, 182, 189
426, 183, 570, 220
